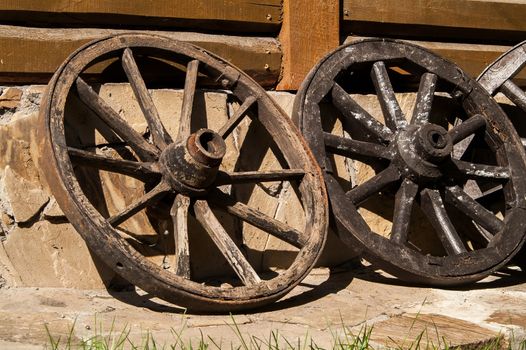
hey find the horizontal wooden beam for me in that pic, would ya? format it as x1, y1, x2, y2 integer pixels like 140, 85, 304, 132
0, 0, 281, 33
0, 25, 281, 87
344, 36, 526, 87
277, 0, 340, 91
343, 0, 526, 43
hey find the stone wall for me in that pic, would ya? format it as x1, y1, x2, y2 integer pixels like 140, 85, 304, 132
0, 85, 518, 290
0, 85, 353, 289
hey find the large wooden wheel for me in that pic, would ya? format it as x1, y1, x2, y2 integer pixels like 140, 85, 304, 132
293, 39, 526, 286
38, 34, 327, 312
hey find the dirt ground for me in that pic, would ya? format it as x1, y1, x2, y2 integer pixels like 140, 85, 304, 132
0, 260, 525, 349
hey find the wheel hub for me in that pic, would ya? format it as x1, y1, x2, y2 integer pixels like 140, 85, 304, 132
159, 128, 226, 196
396, 124, 453, 180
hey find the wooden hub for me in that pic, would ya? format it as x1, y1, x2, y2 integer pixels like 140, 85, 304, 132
160, 129, 226, 195
396, 124, 453, 181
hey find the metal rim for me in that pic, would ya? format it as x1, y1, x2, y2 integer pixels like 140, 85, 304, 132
293, 38, 526, 286
38, 33, 328, 312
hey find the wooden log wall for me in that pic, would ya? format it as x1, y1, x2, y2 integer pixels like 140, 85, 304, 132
0, 1, 282, 87
0, 1, 524, 88
341, 0, 526, 86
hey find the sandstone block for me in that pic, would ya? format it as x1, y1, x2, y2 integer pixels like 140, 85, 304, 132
1, 221, 114, 288
1, 166, 48, 223
0, 87, 22, 110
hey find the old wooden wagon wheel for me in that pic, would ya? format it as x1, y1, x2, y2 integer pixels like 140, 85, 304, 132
293, 39, 526, 285
38, 33, 327, 312
477, 41, 526, 269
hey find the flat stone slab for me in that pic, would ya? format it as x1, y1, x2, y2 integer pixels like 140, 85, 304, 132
0, 265, 523, 349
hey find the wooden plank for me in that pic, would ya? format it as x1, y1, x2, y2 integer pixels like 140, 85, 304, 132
277, 0, 340, 91
342, 0, 526, 43
0, 0, 281, 33
345, 36, 526, 87
0, 25, 281, 87
367, 314, 501, 348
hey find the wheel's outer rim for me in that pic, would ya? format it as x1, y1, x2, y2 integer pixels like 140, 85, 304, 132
38, 33, 328, 312
293, 38, 526, 286
477, 41, 526, 95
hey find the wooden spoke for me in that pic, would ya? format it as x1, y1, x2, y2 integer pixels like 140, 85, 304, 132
390, 179, 418, 244
215, 169, 304, 186
218, 96, 257, 138
75, 77, 159, 161
208, 190, 305, 249
332, 83, 393, 144
500, 79, 526, 111
448, 114, 486, 144
451, 159, 510, 180
68, 147, 160, 181
420, 189, 467, 255
107, 181, 171, 227
346, 166, 400, 206
371, 61, 406, 130
410, 73, 438, 125
122, 48, 172, 149
170, 194, 191, 279
444, 186, 504, 235
323, 132, 392, 160
177, 60, 200, 142
194, 200, 261, 286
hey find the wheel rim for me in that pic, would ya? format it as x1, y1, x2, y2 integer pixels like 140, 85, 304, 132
293, 39, 526, 285
477, 41, 526, 139
38, 34, 328, 311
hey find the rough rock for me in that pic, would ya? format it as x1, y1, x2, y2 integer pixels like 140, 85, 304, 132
1, 166, 49, 223
42, 198, 65, 218
0, 87, 22, 110
1, 221, 113, 288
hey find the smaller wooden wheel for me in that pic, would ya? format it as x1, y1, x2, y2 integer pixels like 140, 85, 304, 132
38, 34, 327, 312
478, 41, 526, 140
293, 39, 526, 286
477, 41, 526, 268
478, 41, 526, 97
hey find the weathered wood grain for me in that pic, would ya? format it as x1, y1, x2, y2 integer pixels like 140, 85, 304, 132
0, 0, 281, 33
342, 0, 526, 43
368, 314, 501, 349
277, 0, 340, 90
345, 37, 526, 87
0, 25, 281, 87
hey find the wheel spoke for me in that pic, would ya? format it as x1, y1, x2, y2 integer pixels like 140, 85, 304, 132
444, 185, 503, 235
346, 166, 400, 206
68, 147, 160, 181
194, 199, 261, 286
75, 77, 159, 161
215, 169, 305, 186
122, 48, 173, 149
332, 83, 393, 144
420, 189, 467, 255
107, 181, 171, 227
448, 114, 486, 144
208, 190, 305, 249
371, 61, 406, 130
170, 194, 191, 278
500, 79, 526, 111
218, 96, 257, 138
390, 179, 418, 244
323, 132, 392, 160
450, 159, 510, 180
410, 73, 438, 125
177, 60, 200, 142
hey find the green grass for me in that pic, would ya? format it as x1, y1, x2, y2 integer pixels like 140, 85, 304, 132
44, 314, 524, 350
